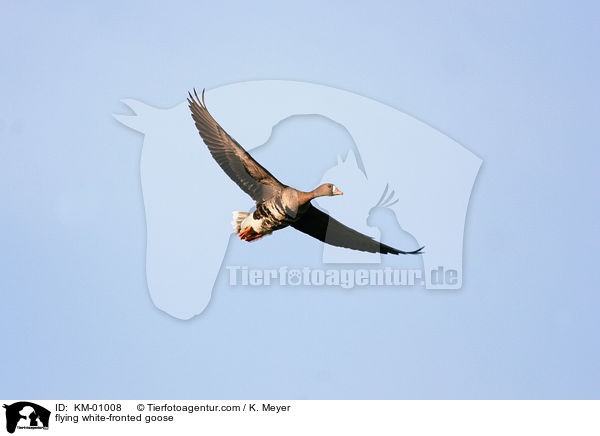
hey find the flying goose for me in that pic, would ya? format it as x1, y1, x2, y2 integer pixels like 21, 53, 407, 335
188, 89, 423, 255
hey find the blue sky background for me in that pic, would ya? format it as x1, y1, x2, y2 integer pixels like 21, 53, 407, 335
1, 1, 599, 399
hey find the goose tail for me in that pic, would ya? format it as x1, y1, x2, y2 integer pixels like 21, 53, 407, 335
231, 211, 250, 233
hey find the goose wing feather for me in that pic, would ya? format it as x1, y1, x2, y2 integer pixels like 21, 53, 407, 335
291, 205, 424, 255
188, 89, 285, 202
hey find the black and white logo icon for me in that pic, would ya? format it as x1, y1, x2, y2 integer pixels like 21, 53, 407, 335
3, 402, 50, 434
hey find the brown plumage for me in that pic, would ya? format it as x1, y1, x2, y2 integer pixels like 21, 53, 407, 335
188, 89, 423, 255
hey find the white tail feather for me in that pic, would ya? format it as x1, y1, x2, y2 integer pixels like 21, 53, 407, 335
231, 211, 250, 233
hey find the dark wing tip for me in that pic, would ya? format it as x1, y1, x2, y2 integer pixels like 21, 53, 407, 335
188, 88, 208, 111
408, 246, 425, 255
383, 244, 424, 255
293, 206, 426, 256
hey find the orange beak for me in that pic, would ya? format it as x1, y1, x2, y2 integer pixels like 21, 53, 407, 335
333, 186, 343, 196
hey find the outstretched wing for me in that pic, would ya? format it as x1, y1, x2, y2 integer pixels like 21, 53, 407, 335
188, 89, 285, 202
291, 205, 424, 255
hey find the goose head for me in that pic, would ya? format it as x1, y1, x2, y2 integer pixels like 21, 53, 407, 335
312, 183, 343, 198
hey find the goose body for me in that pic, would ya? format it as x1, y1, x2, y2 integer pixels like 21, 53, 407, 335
234, 188, 313, 240
188, 89, 423, 255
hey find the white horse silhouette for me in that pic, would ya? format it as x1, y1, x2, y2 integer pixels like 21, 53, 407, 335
114, 81, 481, 319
